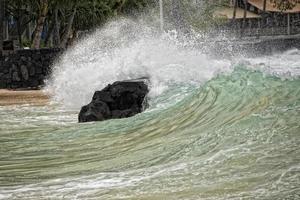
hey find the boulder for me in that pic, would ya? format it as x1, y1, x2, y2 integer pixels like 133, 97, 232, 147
78, 79, 149, 123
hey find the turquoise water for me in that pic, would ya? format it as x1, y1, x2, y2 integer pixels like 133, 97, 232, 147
0, 68, 299, 199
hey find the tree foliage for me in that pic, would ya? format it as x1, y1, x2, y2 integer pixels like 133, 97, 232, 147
4, 0, 154, 49
270, 0, 300, 11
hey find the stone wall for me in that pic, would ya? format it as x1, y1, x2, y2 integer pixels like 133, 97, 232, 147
0, 48, 62, 89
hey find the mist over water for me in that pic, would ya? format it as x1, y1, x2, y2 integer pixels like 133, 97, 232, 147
1, 18, 300, 199
46, 19, 233, 109
46, 19, 300, 110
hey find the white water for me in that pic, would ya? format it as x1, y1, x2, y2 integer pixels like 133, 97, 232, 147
240, 48, 300, 78
2, 18, 300, 200
46, 19, 232, 109
46, 18, 300, 110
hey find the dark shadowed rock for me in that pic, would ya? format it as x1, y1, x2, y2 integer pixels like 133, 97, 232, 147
78, 79, 149, 123
20, 65, 29, 81
12, 72, 21, 82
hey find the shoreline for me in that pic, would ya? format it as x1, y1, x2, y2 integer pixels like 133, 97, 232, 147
0, 89, 49, 106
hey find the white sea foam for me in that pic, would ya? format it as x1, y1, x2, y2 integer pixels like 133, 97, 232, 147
46, 18, 300, 109
46, 19, 232, 109
238, 48, 300, 78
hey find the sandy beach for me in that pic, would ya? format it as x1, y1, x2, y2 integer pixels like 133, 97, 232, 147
0, 89, 49, 106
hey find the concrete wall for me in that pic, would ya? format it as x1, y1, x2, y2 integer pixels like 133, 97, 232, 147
208, 37, 300, 58
0, 48, 62, 89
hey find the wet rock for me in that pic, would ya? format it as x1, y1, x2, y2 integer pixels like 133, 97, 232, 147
20, 56, 27, 62
12, 72, 21, 82
0, 48, 63, 89
20, 65, 29, 81
35, 65, 43, 74
79, 79, 149, 123
28, 64, 35, 76
11, 64, 18, 72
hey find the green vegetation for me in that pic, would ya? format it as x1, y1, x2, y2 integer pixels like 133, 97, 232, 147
3, 0, 155, 49
270, 0, 300, 11
2, 0, 299, 51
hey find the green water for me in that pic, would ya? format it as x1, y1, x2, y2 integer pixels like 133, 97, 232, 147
0, 68, 299, 199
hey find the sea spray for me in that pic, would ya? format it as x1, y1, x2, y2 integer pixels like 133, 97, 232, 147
46, 19, 232, 109
46, 18, 300, 110
3, 17, 296, 200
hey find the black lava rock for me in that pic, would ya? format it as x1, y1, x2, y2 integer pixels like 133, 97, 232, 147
78, 80, 149, 123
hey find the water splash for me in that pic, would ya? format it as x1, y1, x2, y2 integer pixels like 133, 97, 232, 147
46, 19, 232, 109
2, 68, 300, 199
46, 17, 300, 111
2, 16, 300, 200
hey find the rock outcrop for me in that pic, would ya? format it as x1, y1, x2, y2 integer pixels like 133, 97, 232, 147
78, 80, 149, 123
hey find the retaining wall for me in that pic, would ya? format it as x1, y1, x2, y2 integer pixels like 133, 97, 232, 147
0, 48, 62, 89
209, 37, 300, 58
